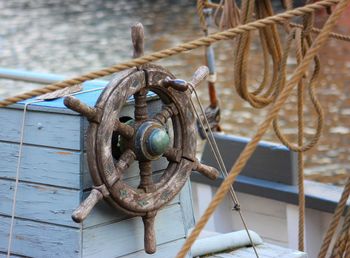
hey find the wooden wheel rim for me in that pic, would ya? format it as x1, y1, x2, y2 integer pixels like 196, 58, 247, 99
87, 64, 196, 216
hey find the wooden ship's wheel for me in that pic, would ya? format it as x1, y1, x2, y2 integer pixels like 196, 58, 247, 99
63, 23, 219, 254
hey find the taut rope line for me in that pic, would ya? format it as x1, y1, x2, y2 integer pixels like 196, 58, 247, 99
0, 0, 340, 108
176, 0, 350, 256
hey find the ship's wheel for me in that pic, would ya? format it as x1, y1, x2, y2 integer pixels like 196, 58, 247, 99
63, 23, 219, 254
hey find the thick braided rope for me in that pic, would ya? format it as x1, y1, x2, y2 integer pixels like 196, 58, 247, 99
0, 0, 339, 108
318, 175, 350, 258
289, 22, 350, 42
331, 208, 350, 257
176, 0, 350, 256
234, 0, 283, 109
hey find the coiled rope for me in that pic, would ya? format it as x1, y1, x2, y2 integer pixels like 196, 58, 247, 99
176, 0, 350, 256
0, 0, 342, 108
207, 0, 323, 251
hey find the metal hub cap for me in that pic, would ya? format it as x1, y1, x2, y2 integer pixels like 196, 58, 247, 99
134, 121, 170, 161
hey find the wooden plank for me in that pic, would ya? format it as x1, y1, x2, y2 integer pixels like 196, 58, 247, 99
0, 108, 81, 150
231, 209, 288, 243
0, 179, 80, 227
0, 252, 25, 258
0, 177, 180, 229
0, 142, 81, 189
179, 180, 195, 233
0, 215, 81, 257
208, 243, 306, 258
201, 133, 297, 185
119, 239, 189, 258
83, 172, 181, 228
0, 141, 167, 191
0, 173, 183, 229
236, 192, 287, 219
83, 204, 186, 258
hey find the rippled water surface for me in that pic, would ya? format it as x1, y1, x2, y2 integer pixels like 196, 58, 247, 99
1, 0, 350, 185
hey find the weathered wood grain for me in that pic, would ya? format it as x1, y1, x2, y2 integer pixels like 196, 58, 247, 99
0, 142, 168, 191
201, 133, 297, 185
179, 180, 196, 232
119, 239, 188, 258
0, 179, 79, 227
0, 108, 81, 150
82, 204, 185, 258
0, 215, 81, 257
0, 172, 182, 229
0, 142, 81, 189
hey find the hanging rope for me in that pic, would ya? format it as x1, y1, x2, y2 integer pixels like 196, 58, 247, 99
176, 0, 350, 256
318, 176, 350, 258
0, 0, 341, 108
331, 207, 350, 257
234, 0, 283, 109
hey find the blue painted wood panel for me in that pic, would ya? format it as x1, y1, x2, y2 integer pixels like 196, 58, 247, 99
0, 252, 23, 257
0, 179, 80, 227
0, 142, 167, 191
83, 173, 182, 228
0, 178, 187, 229
0, 142, 81, 189
179, 180, 195, 232
0, 215, 81, 257
120, 239, 189, 258
0, 108, 81, 150
83, 204, 186, 258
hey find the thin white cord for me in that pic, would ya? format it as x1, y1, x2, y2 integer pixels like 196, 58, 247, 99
188, 84, 259, 258
6, 99, 42, 258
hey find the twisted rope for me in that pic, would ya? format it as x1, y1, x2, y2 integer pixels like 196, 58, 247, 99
331, 207, 350, 257
290, 22, 350, 42
176, 0, 350, 256
234, 0, 283, 109
318, 176, 350, 258
0, 0, 340, 108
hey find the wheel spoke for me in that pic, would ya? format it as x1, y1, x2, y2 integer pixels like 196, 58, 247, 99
114, 120, 134, 139
134, 89, 148, 122
153, 103, 178, 125
64, 96, 97, 122
138, 161, 154, 192
108, 149, 136, 185
193, 160, 220, 180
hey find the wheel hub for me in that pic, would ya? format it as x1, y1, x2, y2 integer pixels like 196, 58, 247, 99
124, 120, 170, 161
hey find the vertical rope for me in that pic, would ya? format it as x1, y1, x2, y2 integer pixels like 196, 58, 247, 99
318, 176, 350, 258
331, 208, 350, 257
6, 100, 42, 257
176, 0, 350, 256
297, 50, 306, 252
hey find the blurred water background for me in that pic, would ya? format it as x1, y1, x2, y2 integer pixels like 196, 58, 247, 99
1, 0, 350, 185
